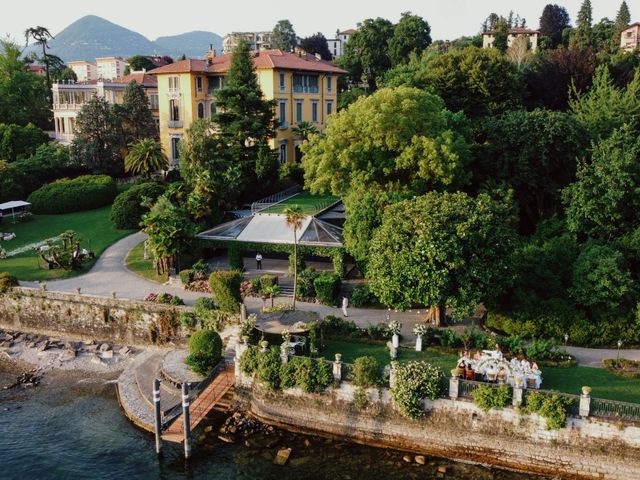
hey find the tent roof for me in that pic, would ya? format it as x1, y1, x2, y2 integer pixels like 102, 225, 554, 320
197, 213, 343, 248
0, 201, 30, 211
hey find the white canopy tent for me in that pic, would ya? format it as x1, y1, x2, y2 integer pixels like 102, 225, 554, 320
0, 201, 31, 223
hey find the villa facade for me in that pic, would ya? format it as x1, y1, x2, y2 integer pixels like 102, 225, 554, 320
482, 28, 540, 51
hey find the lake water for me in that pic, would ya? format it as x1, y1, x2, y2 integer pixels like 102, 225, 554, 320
0, 369, 549, 480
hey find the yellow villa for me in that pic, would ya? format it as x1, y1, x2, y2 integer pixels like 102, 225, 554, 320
149, 49, 347, 167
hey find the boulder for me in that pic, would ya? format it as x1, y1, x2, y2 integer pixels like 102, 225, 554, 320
274, 448, 292, 466
415, 455, 426, 465
90, 354, 104, 365
402, 455, 412, 463
101, 350, 114, 359
99, 343, 111, 352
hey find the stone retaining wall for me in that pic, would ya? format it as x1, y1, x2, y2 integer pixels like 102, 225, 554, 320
238, 377, 640, 480
0, 287, 188, 346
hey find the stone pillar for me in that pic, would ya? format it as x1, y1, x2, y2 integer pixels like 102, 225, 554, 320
449, 376, 459, 400
333, 359, 342, 382
579, 393, 591, 417
240, 303, 247, 323
234, 342, 247, 379
280, 345, 289, 364
389, 361, 398, 389
512, 386, 523, 407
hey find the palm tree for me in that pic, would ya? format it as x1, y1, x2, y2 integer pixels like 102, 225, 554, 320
284, 205, 306, 311
292, 121, 318, 141
124, 138, 169, 178
25, 26, 54, 106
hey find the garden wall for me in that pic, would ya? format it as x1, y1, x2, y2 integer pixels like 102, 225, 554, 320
237, 374, 640, 480
0, 287, 188, 346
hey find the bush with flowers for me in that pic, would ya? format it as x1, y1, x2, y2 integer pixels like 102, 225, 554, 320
387, 320, 402, 336
391, 361, 443, 418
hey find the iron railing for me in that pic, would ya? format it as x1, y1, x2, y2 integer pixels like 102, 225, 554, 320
250, 186, 301, 215
590, 397, 640, 422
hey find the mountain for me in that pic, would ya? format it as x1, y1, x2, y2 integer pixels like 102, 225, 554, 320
28, 15, 222, 62
154, 31, 222, 59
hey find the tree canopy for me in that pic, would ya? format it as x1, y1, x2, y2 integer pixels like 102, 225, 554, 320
539, 4, 571, 48
301, 86, 471, 196
299, 33, 332, 60
388, 12, 432, 66
271, 19, 297, 51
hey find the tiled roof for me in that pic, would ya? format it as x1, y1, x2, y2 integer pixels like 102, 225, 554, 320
621, 22, 640, 31
115, 72, 158, 86
149, 50, 347, 75
483, 28, 540, 35
340, 28, 357, 35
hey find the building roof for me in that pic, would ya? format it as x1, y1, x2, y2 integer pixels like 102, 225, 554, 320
68, 60, 97, 66
621, 22, 640, 32
483, 28, 540, 35
340, 29, 357, 35
115, 72, 158, 86
149, 50, 347, 75
197, 214, 343, 248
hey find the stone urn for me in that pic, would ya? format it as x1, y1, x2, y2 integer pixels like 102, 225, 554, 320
392, 333, 399, 349
415, 336, 423, 352
242, 335, 250, 344
335, 353, 342, 362
582, 386, 592, 396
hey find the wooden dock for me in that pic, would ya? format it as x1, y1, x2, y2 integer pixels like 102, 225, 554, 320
162, 365, 235, 443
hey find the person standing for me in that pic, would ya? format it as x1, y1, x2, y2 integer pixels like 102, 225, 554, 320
342, 296, 349, 317
256, 252, 262, 270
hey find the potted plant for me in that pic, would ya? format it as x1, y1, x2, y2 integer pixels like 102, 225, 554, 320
413, 323, 428, 352
451, 367, 462, 378
582, 385, 592, 396
259, 339, 269, 352
388, 320, 402, 348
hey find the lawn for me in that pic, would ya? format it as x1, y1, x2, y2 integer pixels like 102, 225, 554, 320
0, 207, 133, 281
321, 339, 640, 404
262, 191, 340, 215
125, 240, 167, 283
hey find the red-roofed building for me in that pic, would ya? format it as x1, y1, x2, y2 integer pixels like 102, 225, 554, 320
620, 23, 640, 52
326, 28, 356, 59
149, 49, 347, 166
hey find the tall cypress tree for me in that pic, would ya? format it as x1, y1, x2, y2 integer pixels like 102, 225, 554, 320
616, 1, 631, 29
571, 0, 593, 48
214, 39, 276, 198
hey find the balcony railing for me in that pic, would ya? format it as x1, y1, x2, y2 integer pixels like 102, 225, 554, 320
53, 103, 84, 111
293, 86, 319, 94
168, 120, 183, 129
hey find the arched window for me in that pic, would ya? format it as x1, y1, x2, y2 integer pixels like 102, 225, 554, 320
197, 102, 204, 119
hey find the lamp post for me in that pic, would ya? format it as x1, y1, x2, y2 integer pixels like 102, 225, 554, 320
564, 333, 569, 347
617, 339, 622, 363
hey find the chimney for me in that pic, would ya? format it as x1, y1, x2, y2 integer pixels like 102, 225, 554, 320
205, 45, 217, 65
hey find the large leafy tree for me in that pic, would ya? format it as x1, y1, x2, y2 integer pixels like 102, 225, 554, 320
301, 86, 471, 196
0, 123, 49, 162
368, 191, 518, 324
271, 19, 297, 51
340, 17, 394, 91
563, 125, 640, 240
299, 33, 332, 61
71, 96, 123, 175
0, 40, 50, 128
569, 65, 640, 140
591, 18, 617, 53
141, 195, 198, 275
214, 39, 276, 196
125, 55, 157, 74
477, 109, 588, 232
385, 47, 524, 118
525, 46, 597, 110
539, 4, 571, 48
388, 12, 431, 66
24, 26, 53, 106
615, 1, 631, 30
118, 81, 158, 144
124, 138, 168, 178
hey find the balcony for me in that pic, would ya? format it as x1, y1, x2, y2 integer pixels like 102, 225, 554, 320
168, 120, 183, 129
53, 103, 84, 111
292, 86, 319, 94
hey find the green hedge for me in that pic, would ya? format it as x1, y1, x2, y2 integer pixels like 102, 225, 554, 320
186, 329, 223, 375
350, 284, 380, 307
297, 267, 319, 298
228, 244, 244, 270
259, 274, 278, 293
314, 273, 341, 305
110, 182, 165, 229
209, 270, 243, 313
28, 175, 117, 214
180, 269, 193, 285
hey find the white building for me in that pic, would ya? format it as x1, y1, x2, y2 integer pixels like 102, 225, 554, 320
620, 23, 640, 52
482, 28, 540, 51
52, 72, 158, 144
222, 32, 273, 53
96, 56, 129, 80
67, 61, 98, 82
325, 28, 355, 59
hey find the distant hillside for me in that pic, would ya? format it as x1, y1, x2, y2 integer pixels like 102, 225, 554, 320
26, 15, 221, 62
155, 31, 222, 59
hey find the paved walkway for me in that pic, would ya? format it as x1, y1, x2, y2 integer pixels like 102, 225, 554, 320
20, 233, 640, 368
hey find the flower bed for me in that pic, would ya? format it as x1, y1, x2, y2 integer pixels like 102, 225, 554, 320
144, 292, 185, 305
603, 358, 640, 379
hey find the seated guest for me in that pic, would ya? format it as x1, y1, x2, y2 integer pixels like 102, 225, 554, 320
473, 350, 482, 360
531, 361, 539, 371
497, 367, 507, 383
486, 365, 497, 382
521, 358, 531, 370
494, 344, 503, 359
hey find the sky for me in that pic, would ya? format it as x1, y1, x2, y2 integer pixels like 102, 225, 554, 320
2, 0, 639, 43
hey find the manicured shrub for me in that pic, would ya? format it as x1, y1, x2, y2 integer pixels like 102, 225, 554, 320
179, 269, 194, 285
257, 346, 282, 390
296, 267, 318, 298
279, 361, 299, 389
472, 385, 512, 412
321, 315, 358, 336
28, 175, 117, 214
352, 356, 381, 388
294, 357, 333, 393
525, 392, 574, 430
239, 346, 261, 376
209, 270, 243, 313
314, 272, 341, 305
391, 361, 443, 419
366, 323, 390, 340
439, 329, 461, 347
228, 245, 244, 270
349, 284, 379, 307
110, 182, 165, 229
193, 296, 231, 332
186, 330, 223, 375
259, 274, 278, 294
0, 272, 18, 292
